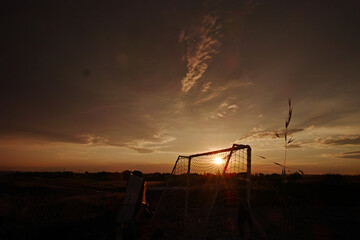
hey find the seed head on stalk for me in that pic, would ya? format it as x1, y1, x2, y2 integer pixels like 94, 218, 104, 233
274, 98, 294, 175
283, 98, 293, 175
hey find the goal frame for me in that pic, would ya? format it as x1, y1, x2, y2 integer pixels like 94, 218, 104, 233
170, 144, 251, 207
156, 144, 252, 239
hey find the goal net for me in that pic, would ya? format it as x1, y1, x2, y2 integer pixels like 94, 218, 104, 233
156, 144, 252, 239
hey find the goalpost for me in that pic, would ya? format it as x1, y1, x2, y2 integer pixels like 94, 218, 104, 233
156, 144, 252, 239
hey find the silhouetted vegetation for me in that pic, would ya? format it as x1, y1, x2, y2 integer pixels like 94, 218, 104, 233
0, 172, 359, 239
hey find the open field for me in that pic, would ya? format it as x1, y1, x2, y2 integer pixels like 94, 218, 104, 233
0, 172, 359, 239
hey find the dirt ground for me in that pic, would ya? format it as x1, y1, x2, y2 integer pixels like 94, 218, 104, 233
0, 172, 359, 240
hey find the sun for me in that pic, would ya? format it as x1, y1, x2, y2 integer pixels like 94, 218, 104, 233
213, 157, 224, 165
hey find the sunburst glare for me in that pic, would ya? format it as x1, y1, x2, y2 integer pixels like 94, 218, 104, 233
213, 157, 224, 165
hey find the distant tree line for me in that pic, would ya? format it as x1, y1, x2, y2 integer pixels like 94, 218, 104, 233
13, 170, 171, 181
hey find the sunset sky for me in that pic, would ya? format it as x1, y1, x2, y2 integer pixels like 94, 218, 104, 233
1, 0, 360, 174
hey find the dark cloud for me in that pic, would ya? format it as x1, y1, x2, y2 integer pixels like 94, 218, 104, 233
319, 136, 360, 146
299, 109, 359, 129
339, 154, 360, 159
0, 0, 185, 152
343, 151, 360, 155
0, 128, 94, 145
337, 150, 360, 159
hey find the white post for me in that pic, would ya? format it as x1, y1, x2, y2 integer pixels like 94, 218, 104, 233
246, 146, 252, 209
185, 157, 191, 226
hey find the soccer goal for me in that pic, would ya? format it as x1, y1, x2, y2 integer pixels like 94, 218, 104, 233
156, 144, 252, 239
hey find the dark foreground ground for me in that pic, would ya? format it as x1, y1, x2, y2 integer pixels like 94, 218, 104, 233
0, 172, 359, 240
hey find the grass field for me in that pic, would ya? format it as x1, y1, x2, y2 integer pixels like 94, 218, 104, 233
0, 172, 359, 239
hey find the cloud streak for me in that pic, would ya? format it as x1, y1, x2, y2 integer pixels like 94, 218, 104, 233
335, 150, 360, 159
0, 128, 108, 145
194, 80, 252, 105
286, 144, 302, 149
180, 5, 222, 93
209, 101, 239, 119
238, 128, 304, 141
126, 131, 176, 154
318, 135, 360, 146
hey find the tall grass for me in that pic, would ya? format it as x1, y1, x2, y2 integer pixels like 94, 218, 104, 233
274, 98, 293, 175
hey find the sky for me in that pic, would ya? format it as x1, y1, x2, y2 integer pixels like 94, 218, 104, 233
1, 0, 360, 174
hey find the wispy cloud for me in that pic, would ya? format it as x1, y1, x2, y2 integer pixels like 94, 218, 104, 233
238, 128, 304, 141
126, 131, 176, 153
209, 101, 239, 119
180, 5, 222, 93
77, 134, 109, 145
201, 82, 212, 92
286, 144, 302, 149
194, 80, 252, 105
